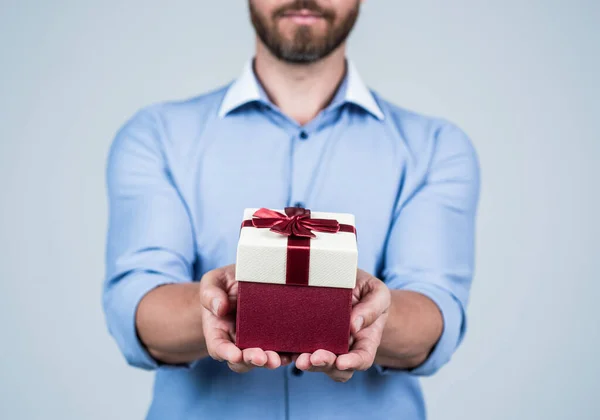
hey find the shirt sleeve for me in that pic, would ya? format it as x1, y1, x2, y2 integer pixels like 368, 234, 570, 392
103, 107, 196, 370
375, 122, 480, 376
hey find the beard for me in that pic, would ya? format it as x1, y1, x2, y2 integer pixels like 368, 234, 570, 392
249, 0, 360, 64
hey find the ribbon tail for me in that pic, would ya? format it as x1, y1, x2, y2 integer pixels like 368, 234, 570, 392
303, 218, 340, 234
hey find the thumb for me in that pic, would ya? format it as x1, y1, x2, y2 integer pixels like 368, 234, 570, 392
199, 266, 236, 317
350, 276, 390, 334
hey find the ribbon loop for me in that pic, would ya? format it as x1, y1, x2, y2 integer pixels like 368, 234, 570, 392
251, 207, 340, 238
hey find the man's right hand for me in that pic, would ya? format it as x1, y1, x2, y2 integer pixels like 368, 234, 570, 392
199, 265, 290, 372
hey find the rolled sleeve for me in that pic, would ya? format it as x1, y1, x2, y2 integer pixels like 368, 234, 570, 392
103, 107, 196, 370
104, 272, 176, 370
375, 122, 479, 376
373, 281, 465, 376
401, 282, 465, 376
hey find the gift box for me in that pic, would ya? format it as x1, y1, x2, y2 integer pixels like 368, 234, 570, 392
235, 207, 358, 355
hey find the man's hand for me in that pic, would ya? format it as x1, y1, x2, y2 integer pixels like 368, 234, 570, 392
294, 269, 391, 382
199, 265, 291, 372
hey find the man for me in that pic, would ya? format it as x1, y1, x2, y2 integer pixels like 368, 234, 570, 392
103, 0, 480, 418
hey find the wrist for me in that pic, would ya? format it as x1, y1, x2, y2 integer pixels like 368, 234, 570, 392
378, 290, 437, 366
136, 282, 209, 363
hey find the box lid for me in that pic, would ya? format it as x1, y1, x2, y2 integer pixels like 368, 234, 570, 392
235, 208, 357, 289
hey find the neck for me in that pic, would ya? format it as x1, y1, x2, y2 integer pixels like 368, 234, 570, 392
253, 40, 347, 125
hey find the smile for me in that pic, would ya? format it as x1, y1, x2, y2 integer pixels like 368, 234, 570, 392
281, 9, 325, 24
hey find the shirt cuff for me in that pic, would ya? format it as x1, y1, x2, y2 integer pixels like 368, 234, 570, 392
103, 271, 194, 371
374, 282, 466, 376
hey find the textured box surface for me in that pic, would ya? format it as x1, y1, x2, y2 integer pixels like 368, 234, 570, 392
236, 281, 352, 354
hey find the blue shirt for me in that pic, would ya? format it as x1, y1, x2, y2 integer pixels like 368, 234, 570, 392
103, 61, 480, 420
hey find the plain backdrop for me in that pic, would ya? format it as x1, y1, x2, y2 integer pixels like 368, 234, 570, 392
1, 1, 599, 419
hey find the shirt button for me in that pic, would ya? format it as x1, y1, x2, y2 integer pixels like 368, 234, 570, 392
299, 130, 309, 140
291, 366, 303, 377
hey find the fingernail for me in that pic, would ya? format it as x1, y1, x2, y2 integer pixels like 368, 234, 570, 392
354, 316, 364, 332
212, 299, 221, 315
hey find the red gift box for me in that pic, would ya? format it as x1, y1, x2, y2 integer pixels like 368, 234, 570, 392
235, 207, 357, 355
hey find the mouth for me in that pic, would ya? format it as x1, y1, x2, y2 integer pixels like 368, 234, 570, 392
280, 9, 326, 25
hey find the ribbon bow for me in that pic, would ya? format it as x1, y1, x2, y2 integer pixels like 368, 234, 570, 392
251, 207, 340, 238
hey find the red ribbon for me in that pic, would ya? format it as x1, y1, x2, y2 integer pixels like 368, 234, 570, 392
241, 207, 356, 286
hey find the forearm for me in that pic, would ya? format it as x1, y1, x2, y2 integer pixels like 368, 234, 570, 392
135, 282, 208, 365
375, 290, 443, 369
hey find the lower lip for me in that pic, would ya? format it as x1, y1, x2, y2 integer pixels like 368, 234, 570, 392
282, 14, 323, 25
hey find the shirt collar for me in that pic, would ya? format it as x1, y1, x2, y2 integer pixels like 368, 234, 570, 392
218, 59, 385, 121
344, 61, 385, 120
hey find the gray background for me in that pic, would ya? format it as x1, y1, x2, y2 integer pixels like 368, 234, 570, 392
1, 0, 598, 419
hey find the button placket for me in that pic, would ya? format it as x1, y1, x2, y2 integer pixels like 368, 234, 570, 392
289, 120, 339, 210
289, 129, 312, 208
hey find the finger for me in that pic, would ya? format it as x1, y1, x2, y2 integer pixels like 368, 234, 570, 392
203, 310, 243, 363
327, 369, 354, 383
265, 351, 282, 369
242, 348, 268, 367
336, 352, 366, 371
336, 338, 376, 371
309, 350, 336, 369
199, 267, 236, 316
298, 350, 337, 373
351, 280, 390, 334
228, 348, 271, 374
227, 361, 253, 374
211, 337, 243, 364
294, 353, 313, 371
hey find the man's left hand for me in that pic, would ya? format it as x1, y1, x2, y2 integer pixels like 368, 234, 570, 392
294, 269, 391, 382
